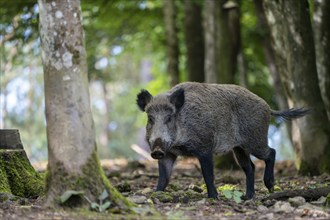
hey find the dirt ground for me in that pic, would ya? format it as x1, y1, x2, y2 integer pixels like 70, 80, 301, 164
0, 158, 330, 220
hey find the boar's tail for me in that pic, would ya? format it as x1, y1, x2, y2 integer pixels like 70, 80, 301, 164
270, 108, 311, 121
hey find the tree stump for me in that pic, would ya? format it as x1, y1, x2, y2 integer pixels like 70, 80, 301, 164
0, 129, 44, 198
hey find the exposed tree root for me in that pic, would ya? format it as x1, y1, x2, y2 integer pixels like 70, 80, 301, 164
263, 187, 330, 201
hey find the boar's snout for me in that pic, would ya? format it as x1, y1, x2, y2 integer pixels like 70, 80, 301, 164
151, 150, 165, 159
150, 138, 166, 159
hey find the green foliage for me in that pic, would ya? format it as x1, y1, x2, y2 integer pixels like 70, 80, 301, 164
87, 189, 112, 213
217, 184, 243, 203
274, 185, 282, 192
217, 184, 237, 191
222, 190, 243, 204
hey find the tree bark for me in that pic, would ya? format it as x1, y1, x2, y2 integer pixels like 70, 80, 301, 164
313, 0, 330, 122
263, 0, 330, 175
218, 0, 240, 84
204, 0, 220, 83
184, 0, 204, 82
253, 0, 292, 145
163, 0, 180, 87
38, 0, 133, 209
253, 0, 288, 112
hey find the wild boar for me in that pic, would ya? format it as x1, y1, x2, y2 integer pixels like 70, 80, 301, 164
136, 82, 309, 199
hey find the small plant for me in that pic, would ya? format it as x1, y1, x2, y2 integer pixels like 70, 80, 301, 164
84, 189, 112, 212
222, 190, 243, 203
217, 184, 243, 203
60, 189, 111, 212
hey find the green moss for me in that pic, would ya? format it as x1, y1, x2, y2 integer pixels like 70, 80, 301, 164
298, 157, 329, 176
318, 150, 330, 174
116, 181, 131, 192
0, 150, 44, 198
46, 147, 135, 212
168, 183, 180, 191
0, 161, 11, 194
185, 189, 203, 200
85, 149, 136, 210
150, 191, 173, 203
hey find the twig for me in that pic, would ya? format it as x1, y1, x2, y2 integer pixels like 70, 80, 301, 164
263, 186, 330, 201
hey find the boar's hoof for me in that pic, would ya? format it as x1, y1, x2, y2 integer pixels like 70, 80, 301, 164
241, 194, 254, 200
151, 150, 165, 159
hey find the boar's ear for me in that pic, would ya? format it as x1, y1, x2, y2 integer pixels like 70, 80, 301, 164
137, 89, 153, 112
170, 88, 185, 111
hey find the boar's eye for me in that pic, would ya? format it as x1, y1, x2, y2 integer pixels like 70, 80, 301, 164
147, 115, 154, 124
164, 115, 172, 124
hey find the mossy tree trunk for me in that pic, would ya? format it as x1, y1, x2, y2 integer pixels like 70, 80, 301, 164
0, 129, 43, 198
38, 0, 133, 209
263, 0, 330, 175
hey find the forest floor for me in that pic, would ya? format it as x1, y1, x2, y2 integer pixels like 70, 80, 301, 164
0, 158, 330, 220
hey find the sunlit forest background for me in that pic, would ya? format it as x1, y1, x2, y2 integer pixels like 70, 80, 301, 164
1, 0, 295, 163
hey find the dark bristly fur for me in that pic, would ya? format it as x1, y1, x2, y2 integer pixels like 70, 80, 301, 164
136, 82, 310, 200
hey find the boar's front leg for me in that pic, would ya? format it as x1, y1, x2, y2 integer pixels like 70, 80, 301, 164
198, 153, 218, 199
156, 153, 177, 191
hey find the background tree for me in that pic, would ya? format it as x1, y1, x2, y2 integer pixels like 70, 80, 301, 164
313, 0, 330, 122
38, 0, 133, 208
253, 0, 288, 112
184, 0, 204, 82
253, 0, 292, 144
218, 0, 241, 84
263, 0, 330, 174
204, 0, 220, 83
163, 0, 179, 86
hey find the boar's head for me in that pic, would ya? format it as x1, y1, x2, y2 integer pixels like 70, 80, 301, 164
137, 88, 184, 159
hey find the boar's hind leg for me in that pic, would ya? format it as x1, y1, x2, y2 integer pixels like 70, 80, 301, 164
156, 153, 177, 191
233, 147, 255, 199
198, 153, 218, 199
253, 147, 276, 193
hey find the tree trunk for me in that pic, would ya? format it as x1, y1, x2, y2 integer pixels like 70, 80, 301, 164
204, 0, 220, 83
38, 0, 133, 209
218, 0, 240, 84
263, 0, 330, 175
313, 0, 330, 122
253, 0, 288, 112
184, 0, 204, 82
253, 0, 292, 146
0, 129, 44, 198
163, 0, 180, 87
